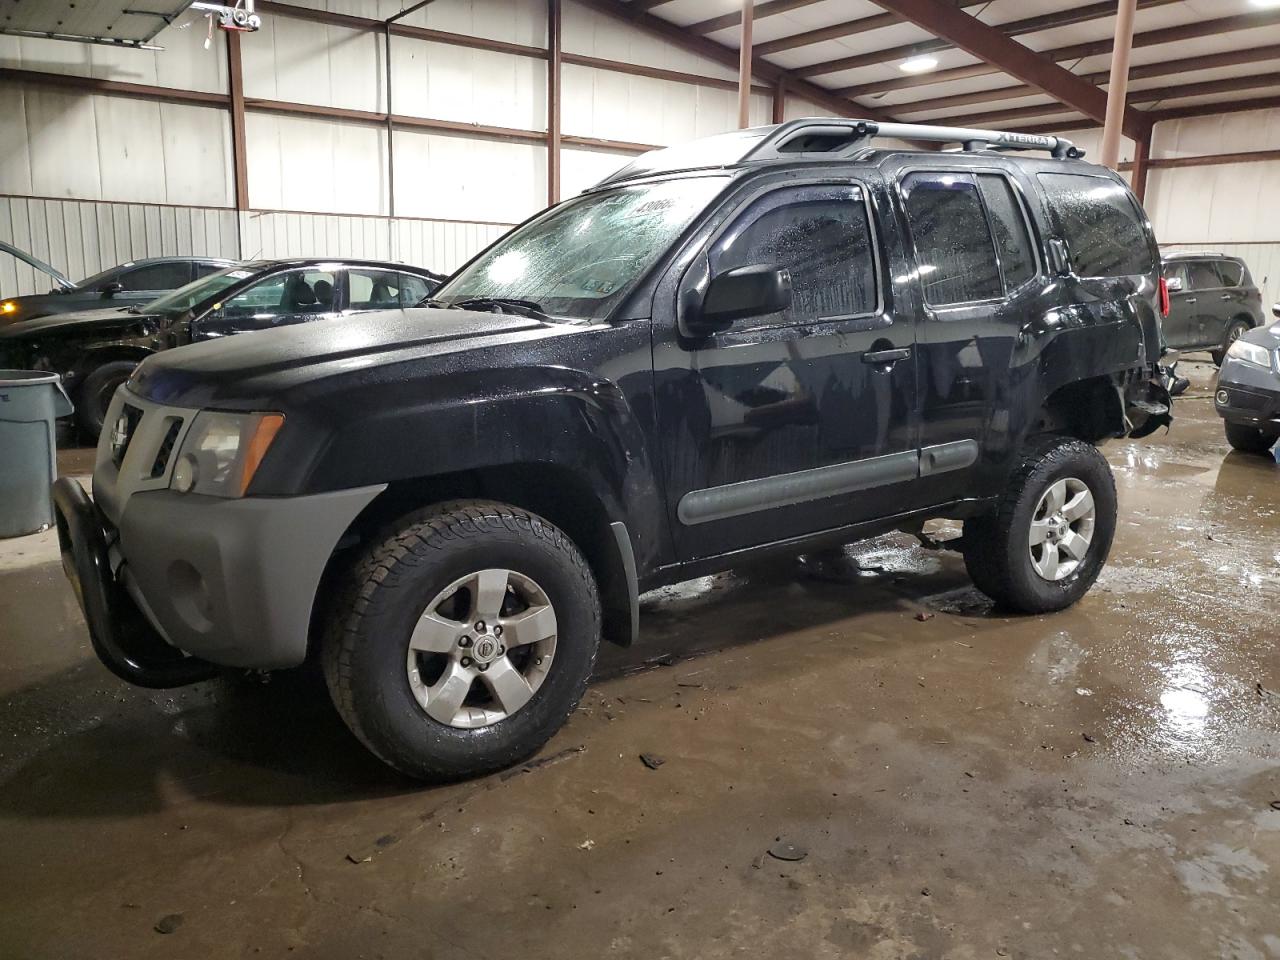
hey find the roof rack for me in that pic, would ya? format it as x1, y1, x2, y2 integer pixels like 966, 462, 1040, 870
743, 118, 1084, 162
594, 117, 1084, 189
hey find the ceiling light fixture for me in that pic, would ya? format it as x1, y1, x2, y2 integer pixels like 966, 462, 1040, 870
899, 55, 939, 74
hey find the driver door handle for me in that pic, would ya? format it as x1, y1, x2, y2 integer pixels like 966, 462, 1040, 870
863, 347, 911, 365
1184, 297, 1197, 304
1220, 294, 1232, 301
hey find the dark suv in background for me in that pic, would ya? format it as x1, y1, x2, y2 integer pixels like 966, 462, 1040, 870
1161, 252, 1265, 364
55, 119, 1172, 781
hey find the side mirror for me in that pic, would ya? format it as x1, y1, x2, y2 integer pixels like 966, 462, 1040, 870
1047, 239, 1072, 277
1272, 302, 1279, 320
100, 280, 124, 297
684, 264, 792, 338
1165, 276, 1184, 293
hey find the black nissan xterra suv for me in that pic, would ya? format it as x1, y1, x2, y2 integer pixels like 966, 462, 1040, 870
54, 119, 1172, 780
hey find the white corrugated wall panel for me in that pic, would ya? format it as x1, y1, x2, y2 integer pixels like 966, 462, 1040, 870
390, 38, 546, 130
561, 147, 630, 198
562, 0, 737, 81
400, 0, 545, 47
561, 63, 769, 147
237, 210, 507, 275
244, 112, 388, 216
0, 196, 239, 298
5, 87, 233, 207
393, 128, 544, 224
243, 15, 383, 113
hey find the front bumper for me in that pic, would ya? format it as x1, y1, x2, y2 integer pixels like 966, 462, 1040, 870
1215, 357, 1280, 430
55, 478, 383, 679
56, 384, 386, 684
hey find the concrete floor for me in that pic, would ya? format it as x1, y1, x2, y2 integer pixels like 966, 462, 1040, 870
2, 359, 1278, 959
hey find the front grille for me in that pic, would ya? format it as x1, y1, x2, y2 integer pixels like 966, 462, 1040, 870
111, 404, 145, 467
150, 417, 183, 478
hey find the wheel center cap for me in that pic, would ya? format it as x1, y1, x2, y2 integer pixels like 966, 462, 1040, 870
472, 636, 499, 663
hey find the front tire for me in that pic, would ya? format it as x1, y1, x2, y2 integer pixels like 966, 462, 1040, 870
1211, 319, 1251, 366
322, 500, 601, 781
962, 438, 1117, 614
75, 360, 138, 441
1224, 421, 1279, 455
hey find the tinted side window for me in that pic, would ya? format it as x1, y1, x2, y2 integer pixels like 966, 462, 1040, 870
977, 174, 1036, 291
349, 269, 403, 309
218, 269, 337, 318
398, 273, 434, 307
901, 172, 1001, 306
1037, 173, 1150, 278
120, 261, 192, 291
711, 184, 877, 325
1188, 260, 1222, 290
1162, 262, 1188, 290
1214, 260, 1243, 287
195, 262, 226, 279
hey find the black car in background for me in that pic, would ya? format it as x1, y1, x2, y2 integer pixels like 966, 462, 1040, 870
1, 253, 238, 326
0, 258, 444, 438
1160, 252, 1265, 364
1215, 303, 1280, 455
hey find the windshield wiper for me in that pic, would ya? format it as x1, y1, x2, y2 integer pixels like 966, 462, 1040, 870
447, 297, 553, 321
125, 304, 144, 314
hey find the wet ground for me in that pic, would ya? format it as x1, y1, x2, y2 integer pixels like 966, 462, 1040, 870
1, 359, 1278, 959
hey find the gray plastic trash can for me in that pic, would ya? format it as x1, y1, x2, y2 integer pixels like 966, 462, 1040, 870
0, 370, 75, 538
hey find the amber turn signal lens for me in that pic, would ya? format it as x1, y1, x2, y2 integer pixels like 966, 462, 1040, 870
238, 413, 285, 496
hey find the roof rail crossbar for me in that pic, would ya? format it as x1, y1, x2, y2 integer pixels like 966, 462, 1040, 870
743, 118, 1084, 162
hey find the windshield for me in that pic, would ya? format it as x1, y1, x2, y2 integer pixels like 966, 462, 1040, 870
142, 264, 264, 313
433, 176, 727, 320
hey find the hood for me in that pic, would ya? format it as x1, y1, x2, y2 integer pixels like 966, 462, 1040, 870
1240, 321, 1280, 348
131, 307, 554, 409
0, 241, 73, 292
0, 306, 156, 338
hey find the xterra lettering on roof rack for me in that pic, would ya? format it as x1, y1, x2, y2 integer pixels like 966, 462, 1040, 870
594, 117, 1084, 190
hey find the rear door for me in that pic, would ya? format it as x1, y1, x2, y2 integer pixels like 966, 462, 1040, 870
1210, 259, 1253, 341
1161, 262, 1195, 348
1185, 259, 1227, 348
894, 166, 1041, 503
652, 175, 918, 560
192, 267, 340, 340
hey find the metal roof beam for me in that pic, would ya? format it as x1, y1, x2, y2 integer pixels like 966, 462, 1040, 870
866, 0, 1147, 138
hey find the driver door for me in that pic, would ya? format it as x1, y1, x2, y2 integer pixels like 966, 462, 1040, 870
192, 268, 338, 341
652, 179, 919, 561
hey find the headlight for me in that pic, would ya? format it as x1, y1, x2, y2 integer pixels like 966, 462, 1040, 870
171, 411, 285, 498
1226, 338, 1273, 369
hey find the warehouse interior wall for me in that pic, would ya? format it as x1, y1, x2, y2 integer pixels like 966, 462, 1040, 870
0, 2, 1276, 307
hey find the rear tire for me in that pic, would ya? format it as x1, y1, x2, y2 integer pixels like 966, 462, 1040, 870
322, 500, 600, 781
75, 360, 138, 441
1211, 319, 1251, 366
1224, 421, 1279, 455
962, 437, 1117, 614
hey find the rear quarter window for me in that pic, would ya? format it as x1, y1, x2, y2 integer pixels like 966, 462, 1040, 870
1037, 173, 1152, 278
1215, 260, 1244, 287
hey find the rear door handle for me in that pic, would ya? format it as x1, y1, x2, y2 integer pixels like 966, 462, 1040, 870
1220, 294, 1232, 301
1184, 297, 1197, 304
863, 347, 911, 365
